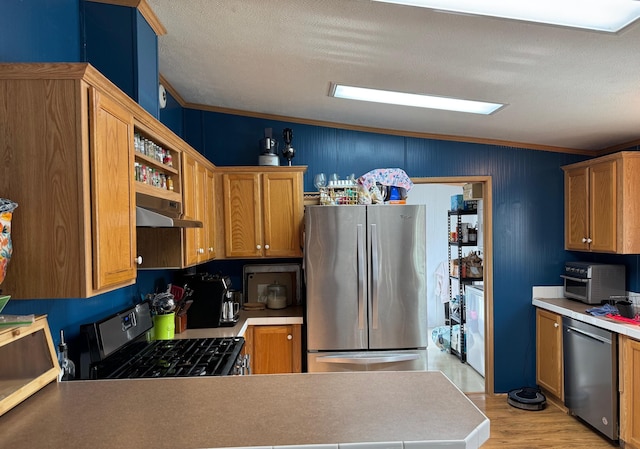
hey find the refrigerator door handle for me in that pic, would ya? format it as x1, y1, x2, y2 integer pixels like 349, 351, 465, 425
370, 223, 379, 329
357, 223, 365, 330
316, 353, 420, 365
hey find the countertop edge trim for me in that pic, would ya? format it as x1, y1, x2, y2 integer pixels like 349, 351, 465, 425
532, 298, 640, 340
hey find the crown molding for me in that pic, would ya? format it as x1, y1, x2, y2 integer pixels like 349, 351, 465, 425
86, 0, 166, 35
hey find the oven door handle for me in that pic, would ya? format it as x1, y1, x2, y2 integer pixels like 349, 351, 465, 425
560, 275, 589, 283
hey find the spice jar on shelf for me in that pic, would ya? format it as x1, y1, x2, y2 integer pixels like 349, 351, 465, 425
469, 225, 478, 243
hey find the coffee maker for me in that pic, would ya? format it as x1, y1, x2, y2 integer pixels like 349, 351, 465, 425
183, 273, 239, 328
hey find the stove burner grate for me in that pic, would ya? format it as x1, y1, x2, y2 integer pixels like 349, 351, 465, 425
93, 337, 244, 379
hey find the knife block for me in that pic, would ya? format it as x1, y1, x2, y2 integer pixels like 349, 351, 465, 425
175, 313, 188, 334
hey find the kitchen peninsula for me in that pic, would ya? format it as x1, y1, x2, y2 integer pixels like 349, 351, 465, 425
1, 371, 489, 449
1, 307, 489, 449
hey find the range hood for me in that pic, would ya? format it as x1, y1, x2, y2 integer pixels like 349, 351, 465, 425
136, 193, 203, 228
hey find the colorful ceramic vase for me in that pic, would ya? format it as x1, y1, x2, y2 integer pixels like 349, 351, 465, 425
0, 199, 18, 286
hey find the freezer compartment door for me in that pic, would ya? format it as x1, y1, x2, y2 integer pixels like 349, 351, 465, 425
305, 206, 368, 350
307, 349, 427, 372
367, 205, 427, 349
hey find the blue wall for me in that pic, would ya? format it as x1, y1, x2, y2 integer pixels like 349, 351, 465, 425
182, 109, 594, 392
160, 88, 184, 137
1, 0, 80, 62
81, 1, 159, 117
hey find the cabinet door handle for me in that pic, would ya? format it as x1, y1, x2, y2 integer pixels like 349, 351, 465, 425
209, 247, 214, 252
554, 322, 559, 328
256, 244, 261, 250
582, 237, 587, 243
135, 256, 143, 265
587, 238, 592, 243
264, 244, 270, 249
287, 334, 293, 340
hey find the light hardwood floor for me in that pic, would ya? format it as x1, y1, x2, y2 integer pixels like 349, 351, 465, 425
467, 393, 619, 449
428, 345, 485, 393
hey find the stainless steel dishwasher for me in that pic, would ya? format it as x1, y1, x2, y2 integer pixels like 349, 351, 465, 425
562, 316, 618, 440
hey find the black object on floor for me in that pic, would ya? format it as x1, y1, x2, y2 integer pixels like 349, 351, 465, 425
507, 387, 547, 411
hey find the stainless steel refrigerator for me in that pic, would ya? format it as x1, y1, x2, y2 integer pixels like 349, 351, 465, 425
305, 204, 427, 372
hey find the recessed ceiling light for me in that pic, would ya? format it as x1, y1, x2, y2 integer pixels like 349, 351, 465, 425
371, 0, 640, 33
329, 83, 504, 115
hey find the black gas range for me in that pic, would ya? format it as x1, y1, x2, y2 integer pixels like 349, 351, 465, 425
78, 301, 245, 380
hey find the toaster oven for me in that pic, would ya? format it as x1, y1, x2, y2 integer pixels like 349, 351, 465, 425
561, 262, 625, 304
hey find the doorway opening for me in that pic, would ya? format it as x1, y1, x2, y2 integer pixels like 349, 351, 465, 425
409, 177, 493, 394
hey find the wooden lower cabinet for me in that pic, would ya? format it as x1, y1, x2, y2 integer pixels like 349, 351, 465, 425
620, 335, 640, 449
242, 324, 302, 374
536, 308, 564, 401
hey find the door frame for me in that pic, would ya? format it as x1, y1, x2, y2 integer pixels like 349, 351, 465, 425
412, 176, 494, 395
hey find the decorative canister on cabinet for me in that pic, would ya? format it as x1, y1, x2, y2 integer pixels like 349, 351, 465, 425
0, 199, 18, 286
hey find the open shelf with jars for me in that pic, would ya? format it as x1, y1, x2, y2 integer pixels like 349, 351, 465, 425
133, 130, 182, 202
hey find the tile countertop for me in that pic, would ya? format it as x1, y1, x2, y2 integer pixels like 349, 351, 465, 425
173, 305, 304, 339
532, 296, 640, 340
0, 371, 489, 449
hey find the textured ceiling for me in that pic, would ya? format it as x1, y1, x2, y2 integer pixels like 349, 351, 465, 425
148, 0, 640, 152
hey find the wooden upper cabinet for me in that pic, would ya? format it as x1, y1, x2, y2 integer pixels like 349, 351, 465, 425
0, 64, 138, 298
262, 172, 304, 258
588, 160, 617, 252
205, 168, 217, 259
535, 308, 563, 401
90, 88, 137, 290
222, 167, 306, 258
181, 152, 216, 267
195, 162, 208, 263
563, 152, 640, 254
564, 166, 590, 251
182, 152, 200, 267
223, 173, 263, 258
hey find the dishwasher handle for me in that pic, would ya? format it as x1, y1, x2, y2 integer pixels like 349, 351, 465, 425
564, 324, 611, 345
